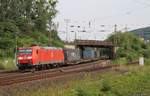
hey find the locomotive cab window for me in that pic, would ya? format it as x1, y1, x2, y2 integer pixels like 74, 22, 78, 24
18, 49, 32, 54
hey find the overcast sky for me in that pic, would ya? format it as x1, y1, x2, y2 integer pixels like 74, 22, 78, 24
55, 0, 150, 41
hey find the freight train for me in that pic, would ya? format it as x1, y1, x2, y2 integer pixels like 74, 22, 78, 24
17, 46, 109, 71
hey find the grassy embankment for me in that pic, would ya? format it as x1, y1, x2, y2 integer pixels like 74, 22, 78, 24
1, 63, 150, 96
0, 58, 17, 70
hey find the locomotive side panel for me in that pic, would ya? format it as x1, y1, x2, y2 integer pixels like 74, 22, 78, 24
17, 46, 40, 69
17, 46, 65, 70
53, 49, 65, 63
35, 47, 64, 65
32, 47, 40, 65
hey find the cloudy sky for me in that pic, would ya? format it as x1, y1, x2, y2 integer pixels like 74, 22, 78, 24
55, 0, 150, 41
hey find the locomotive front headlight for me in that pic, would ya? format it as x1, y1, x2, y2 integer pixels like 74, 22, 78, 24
27, 56, 32, 59
18, 57, 23, 60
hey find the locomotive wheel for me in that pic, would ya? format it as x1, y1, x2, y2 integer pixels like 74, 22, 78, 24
37, 65, 42, 70
18, 66, 25, 71
53, 64, 60, 68
31, 67, 36, 73
46, 64, 51, 69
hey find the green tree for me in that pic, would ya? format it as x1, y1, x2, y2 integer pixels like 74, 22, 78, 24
0, 0, 57, 32
0, 22, 19, 57
107, 32, 148, 62
0, 0, 64, 58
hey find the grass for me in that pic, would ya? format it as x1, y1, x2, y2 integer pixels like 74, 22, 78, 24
112, 58, 128, 65
0, 58, 17, 70
0, 58, 150, 96
63, 65, 150, 96
1, 64, 150, 96
145, 58, 150, 65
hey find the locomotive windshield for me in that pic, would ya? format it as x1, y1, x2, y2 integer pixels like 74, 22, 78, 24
18, 49, 32, 54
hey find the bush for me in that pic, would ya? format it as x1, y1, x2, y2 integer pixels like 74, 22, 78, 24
100, 80, 111, 92
0, 22, 19, 57
117, 48, 127, 58
143, 48, 150, 58
145, 59, 150, 65
0, 58, 17, 70
112, 58, 128, 65
75, 87, 89, 96
108, 32, 150, 63
0, 23, 64, 58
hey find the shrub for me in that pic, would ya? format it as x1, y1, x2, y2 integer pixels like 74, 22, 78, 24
75, 87, 89, 96
145, 59, 150, 65
112, 58, 128, 65
0, 58, 17, 70
100, 80, 112, 92
108, 32, 150, 63
143, 48, 150, 58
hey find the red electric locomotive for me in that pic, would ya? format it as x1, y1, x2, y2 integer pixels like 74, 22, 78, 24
17, 46, 64, 70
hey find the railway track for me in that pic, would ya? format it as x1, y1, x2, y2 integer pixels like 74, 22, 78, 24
0, 60, 115, 86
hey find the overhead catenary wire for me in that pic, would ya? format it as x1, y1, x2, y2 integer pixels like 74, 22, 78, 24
57, 0, 150, 41
131, 0, 150, 7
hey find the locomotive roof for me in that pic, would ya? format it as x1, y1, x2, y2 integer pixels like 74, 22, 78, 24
18, 46, 62, 50
42, 47, 63, 50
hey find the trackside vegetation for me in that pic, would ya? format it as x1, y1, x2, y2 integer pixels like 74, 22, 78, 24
0, 0, 64, 57
0, 0, 64, 69
107, 32, 150, 64
1, 65, 150, 96
0, 1, 150, 96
